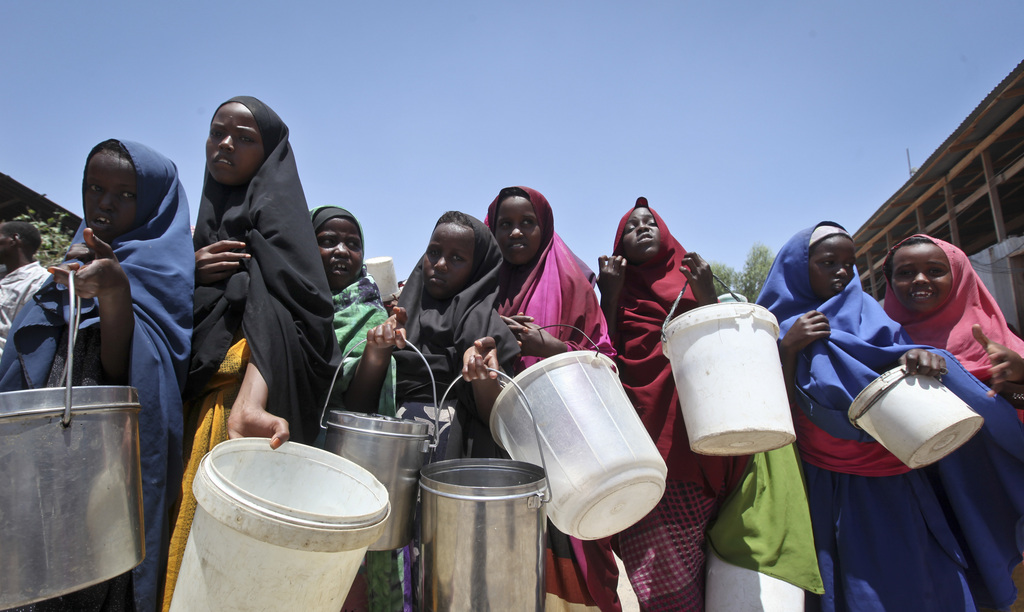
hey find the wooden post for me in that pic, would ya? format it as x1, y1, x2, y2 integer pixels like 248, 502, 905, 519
915, 204, 926, 233
982, 149, 1008, 242
944, 182, 961, 247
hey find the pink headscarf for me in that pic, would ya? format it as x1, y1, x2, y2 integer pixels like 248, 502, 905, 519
883, 234, 1024, 381
485, 186, 614, 371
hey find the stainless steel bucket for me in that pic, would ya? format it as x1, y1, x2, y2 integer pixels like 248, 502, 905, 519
324, 410, 431, 550
419, 459, 547, 611
0, 386, 144, 607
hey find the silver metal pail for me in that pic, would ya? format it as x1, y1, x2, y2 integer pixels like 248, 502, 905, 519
419, 458, 547, 611
0, 386, 144, 608
325, 410, 431, 550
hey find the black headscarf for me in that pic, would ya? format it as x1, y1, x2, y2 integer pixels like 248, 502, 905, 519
395, 212, 518, 403
188, 96, 340, 443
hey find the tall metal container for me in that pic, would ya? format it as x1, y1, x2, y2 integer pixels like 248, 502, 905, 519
0, 386, 144, 608
419, 459, 547, 611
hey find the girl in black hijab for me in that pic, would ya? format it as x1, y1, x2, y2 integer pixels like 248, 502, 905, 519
162, 96, 339, 609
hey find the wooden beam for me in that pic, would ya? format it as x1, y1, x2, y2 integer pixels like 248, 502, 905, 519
915, 204, 926, 232
945, 182, 961, 247
855, 101, 1024, 259
981, 149, 1008, 242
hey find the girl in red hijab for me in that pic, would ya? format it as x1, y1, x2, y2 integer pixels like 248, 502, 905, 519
598, 198, 749, 611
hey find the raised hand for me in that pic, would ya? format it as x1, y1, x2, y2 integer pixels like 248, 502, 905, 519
972, 324, 1024, 395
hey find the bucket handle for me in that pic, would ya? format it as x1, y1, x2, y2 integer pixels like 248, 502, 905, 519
533, 324, 602, 358
60, 270, 82, 428
318, 337, 444, 454
660, 274, 742, 343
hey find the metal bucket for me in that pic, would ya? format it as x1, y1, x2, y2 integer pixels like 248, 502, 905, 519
0, 386, 144, 607
324, 410, 431, 550
0, 271, 144, 608
419, 459, 547, 611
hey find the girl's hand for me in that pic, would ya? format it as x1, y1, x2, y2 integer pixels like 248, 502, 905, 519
598, 255, 627, 298
49, 229, 129, 300
900, 349, 946, 377
462, 336, 500, 381
681, 252, 717, 306
780, 311, 831, 357
972, 324, 1024, 395
501, 314, 566, 358
226, 363, 289, 449
366, 306, 407, 350
196, 239, 250, 285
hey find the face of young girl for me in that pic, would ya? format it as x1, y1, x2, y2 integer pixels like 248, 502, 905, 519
620, 207, 661, 265
423, 223, 475, 300
83, 150, 137, 244
495, 196, 542, 266
206, 102, 265, 186
889, 242, 953, 314
808, 235, 857, 300
317, 217, 364, 293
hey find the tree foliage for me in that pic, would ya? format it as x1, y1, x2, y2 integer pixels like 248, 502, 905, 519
709, 242, 776, 302
11, 208, 75, 268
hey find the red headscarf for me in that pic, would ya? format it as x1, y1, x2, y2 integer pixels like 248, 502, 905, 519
486, 186, 613, 371
883, 235, 1024, 381
612, 197, 745, 487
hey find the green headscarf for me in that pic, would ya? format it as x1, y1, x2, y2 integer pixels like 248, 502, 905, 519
311, 206, 396, 418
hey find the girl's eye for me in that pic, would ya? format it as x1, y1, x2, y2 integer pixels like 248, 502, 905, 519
121, 191, 136, 199
210, 129, 222, 138
347, 240, 361, 251
241, 136, 254, 143
88, 184, 102, 193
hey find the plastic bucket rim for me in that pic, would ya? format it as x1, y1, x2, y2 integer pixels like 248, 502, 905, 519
489, 350, 615, 436
848, 366, 912, 426
203, 439, 390, 530
662, 302, 780, 347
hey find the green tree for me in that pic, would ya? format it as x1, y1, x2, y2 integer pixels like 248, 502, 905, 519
707, 243, 776, 302
707, 260, 739, 297
737, 242, 775, 301
11, 208, 75, 267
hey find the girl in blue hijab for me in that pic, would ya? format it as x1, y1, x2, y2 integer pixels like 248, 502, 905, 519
757, 221, 1024, 611
0, 140, 194, 612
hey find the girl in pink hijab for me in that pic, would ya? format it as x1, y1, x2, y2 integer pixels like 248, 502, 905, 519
486, 186, 619, 611
883, 234, 1024, 408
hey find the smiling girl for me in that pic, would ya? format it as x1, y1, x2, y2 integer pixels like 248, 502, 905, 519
883, 235, 1024, 407
759, 221, 1024, 611
0, 139, 194, 612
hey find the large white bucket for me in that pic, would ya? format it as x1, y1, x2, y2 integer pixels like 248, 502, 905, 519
169, 439, 390, 612
490, 351, 667, 540
365, 256, 399, 299
705, 549, 805, 612
662, 302, 795, 455
849, 367, 984, 469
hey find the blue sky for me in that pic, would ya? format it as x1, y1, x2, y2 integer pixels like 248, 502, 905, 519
3, 1, 1023, 281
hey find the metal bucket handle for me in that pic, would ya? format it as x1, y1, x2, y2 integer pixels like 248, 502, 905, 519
660, 274, 740, 343
532, 324, 602, 358
436, 372, 552, 505
61, 270, 83, 427
318, 337, 443, 451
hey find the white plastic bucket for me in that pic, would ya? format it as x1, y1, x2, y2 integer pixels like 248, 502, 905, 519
705, 549, 805, 612
169, 439, 390, 612
849, 367, 984, 469
365, 256, 399, 299
662, 302, 795, 455
490, 351, 667, 540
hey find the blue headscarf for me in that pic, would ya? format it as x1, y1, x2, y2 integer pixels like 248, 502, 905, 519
757, 222, 1024, 608
0, 140, 194, 612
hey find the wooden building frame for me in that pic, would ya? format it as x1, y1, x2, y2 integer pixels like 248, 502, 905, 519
854, 60, 1024, 300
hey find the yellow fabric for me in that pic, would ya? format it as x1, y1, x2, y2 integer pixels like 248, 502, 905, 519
160, 338, 249, 611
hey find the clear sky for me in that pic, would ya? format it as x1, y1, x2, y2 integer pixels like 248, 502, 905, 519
3, 1, 1023, 282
